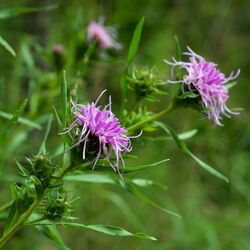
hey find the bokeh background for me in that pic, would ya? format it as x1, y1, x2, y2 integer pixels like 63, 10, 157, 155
0, 0, 250, 249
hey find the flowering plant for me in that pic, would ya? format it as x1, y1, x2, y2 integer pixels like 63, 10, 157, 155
0, 15, 240, 249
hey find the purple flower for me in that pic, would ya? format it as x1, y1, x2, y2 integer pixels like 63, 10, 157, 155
66, 90, 132, 174
164, 47, 240, 126
87, 20, 121, 49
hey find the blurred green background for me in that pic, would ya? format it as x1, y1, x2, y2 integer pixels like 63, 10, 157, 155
0, 0, 250, 249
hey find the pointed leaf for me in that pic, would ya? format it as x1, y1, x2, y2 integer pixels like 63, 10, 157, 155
36, 224, 69, 250
127, 17, 145, 65
37, 114, 53, 155
58, 222, 156, 241
156, 122, 229, 182
120, 179, 180, 218
174, 35, 182, 61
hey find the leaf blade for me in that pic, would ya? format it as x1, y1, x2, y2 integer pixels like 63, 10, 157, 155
127, 17, 145, 65
0, 35, 16, 57
58, 222, 157, 241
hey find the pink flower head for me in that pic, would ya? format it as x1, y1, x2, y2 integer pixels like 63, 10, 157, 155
87, 20, 121, 49
164, 47, 240, 126
67, 90, 132, 174
52, 44, 64, 54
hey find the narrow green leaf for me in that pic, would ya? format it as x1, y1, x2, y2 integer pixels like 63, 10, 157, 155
7, 99, 28, 129
156, 122, 229, 182
53, 106, 63, 130
16, 160, 29, 176
3, 202, 17, 232
0, 35, 16, 57
58, 222, 157, 241
188, 151, 229, 183
142, 129, 197, 143
65, 173, 167, 189
124, 159, 169, 173
120, 179, 181, 218
0, 110, 42, 130
0, 5, 57, 19
37, 114, 53, 156
36, 224, 69, 250
104, 191, 141, 227
174, 36, 182, 80
0, 99, 28, 143
174, 35, 182, 61
127, 17, 145, 65
61, 71, 68, 128
73, 159, 169, 173
65, 173, 116, 184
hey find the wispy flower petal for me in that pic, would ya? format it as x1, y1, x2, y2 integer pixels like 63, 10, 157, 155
67, 90, 131, 174
165, 47, 240, 125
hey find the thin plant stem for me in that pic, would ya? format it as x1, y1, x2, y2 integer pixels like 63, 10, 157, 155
0, 201, 12, 213
127, 102, 176, 134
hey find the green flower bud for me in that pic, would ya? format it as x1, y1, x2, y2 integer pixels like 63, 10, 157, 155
127, 66, 166, 98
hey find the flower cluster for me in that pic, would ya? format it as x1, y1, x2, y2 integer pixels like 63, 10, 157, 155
67, 90, 131, 174
165, 47, 240, 125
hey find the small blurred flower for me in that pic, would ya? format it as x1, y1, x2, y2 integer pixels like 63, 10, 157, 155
87, 20, 121, 49
165, 47, 240, 125
52, 44, 64, 54
66, 90, 132, 174
52, 44, 65, 71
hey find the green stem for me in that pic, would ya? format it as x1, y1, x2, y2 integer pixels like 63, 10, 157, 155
127, 102, 176, 133
0, 201, 12, 213
0, 163, 71, 248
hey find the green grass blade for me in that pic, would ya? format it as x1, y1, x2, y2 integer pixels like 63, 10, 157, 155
0, 35, 16, 57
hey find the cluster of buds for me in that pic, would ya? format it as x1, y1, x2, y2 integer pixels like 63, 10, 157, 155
30, 155, 55, 194
42, 191, 72, 221
125, 106, 156, 132
127, 66, 166, 99
17, 155, 55, 197
11, 179, 35, 213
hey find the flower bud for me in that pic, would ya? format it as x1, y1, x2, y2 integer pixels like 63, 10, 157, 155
127, 66, 166, 98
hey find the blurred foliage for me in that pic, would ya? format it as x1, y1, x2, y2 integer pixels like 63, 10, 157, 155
0, 0, 250, 249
